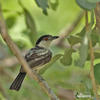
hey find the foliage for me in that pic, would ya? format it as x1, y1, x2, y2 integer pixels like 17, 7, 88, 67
0, 93, 5, 100
76, 0, 96, 10
35, 0, 49, 15
88, 0, 100, 3
39, 54, 62, 74
60, 48, 73, 66
0, 0, 100, 100
94, 63, 100, 84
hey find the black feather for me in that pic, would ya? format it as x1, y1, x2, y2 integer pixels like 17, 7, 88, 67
9, 72, 26, 91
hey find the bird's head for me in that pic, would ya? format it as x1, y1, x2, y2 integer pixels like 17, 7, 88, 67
35, 35, 59, 48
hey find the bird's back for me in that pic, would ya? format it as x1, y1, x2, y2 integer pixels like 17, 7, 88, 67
20, 46, 52, 72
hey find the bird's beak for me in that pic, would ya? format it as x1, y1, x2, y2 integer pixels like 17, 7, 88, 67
52, 36, 59, 40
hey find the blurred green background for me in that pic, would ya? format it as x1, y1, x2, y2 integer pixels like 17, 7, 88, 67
0, 0, 98, 100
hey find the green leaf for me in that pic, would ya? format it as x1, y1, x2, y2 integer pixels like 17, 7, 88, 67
91, 31, 98, 46
87, 0, 100, 3
60, 48, 73, 66
24, 8, 37, 45
49, 0, 59, 10
90, 28, 100, 46
75, 34, 88, 67
76, 0, 96, 10
94, 63, 100, 84
15, 39, 29, 49
39, 54, 62, 74
94, 52, 100, 59
6, 16, 16, 29
67, 35, 81, 46
35, 0, 49, 15
90, 10, 94, 27
77, 27, 86, 37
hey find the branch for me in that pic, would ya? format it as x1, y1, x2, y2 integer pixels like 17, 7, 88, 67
85, 11, 99, 100
57, 87, 75, 100
54, 11, 84, 47
0, 5, 59, 100
89, 40, 99, 100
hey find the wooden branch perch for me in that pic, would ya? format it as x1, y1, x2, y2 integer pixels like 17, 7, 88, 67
0, 5, 59, 100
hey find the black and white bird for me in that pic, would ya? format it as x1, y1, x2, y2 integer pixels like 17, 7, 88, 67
9, 35, 59, 91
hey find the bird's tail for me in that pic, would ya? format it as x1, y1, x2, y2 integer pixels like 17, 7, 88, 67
9, 72, 26, 91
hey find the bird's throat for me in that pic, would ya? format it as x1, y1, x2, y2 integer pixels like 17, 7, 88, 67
37, 41, 51, 49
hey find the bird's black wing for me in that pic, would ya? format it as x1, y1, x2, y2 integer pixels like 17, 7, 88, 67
24, 46, 52, 68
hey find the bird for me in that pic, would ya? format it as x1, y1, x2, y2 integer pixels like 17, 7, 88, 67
9, 35, 59, 91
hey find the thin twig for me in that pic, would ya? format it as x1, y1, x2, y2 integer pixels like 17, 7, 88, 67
0, 5, 59, 100
85, 11, 99, 100
89, 40, 99, 100
57, 87, 75, 100
54, 11, 84, 47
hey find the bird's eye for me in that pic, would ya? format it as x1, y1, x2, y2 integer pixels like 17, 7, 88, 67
44, 37, 48, 41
